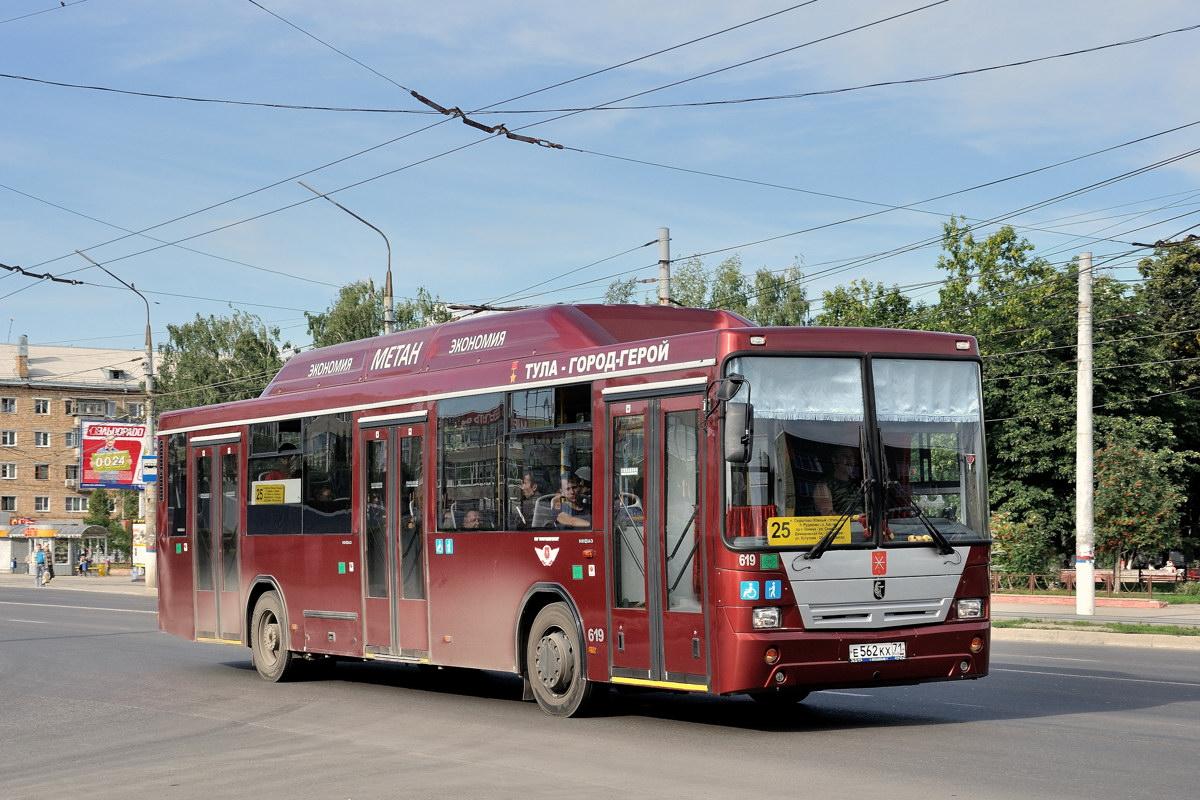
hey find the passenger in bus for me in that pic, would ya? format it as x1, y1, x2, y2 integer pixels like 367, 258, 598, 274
260, 443, 302, 480
513, 471, 542, 529
463, 509, 485, 530
553, 474, 591, 529
813, 446, 861, 517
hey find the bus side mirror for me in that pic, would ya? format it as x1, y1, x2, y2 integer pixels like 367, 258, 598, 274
724, 402, 754, 463
716, 373, 745, 402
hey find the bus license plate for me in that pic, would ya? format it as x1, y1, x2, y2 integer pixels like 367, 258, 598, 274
849, 642, 906, 663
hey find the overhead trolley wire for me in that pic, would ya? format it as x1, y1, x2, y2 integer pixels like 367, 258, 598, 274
0, 0, 91, 26
0, 181, 342, 289
13, 1, 831, 292
15, 1, 939, 305
986, 383, 1200, 424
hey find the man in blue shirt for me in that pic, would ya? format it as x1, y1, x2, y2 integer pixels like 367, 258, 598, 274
33, 545, 46, 588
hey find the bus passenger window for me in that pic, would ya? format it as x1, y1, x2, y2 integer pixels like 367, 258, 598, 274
438, 394, 503, 531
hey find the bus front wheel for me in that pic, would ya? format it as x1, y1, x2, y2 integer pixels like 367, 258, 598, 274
251, 591, 299, 682
526, 602, 594, 717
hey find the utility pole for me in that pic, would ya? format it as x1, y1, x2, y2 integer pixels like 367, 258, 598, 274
298, 181, 395, 335
1075, 252, 1094, 615
75, 251, 156, 587
657, 227, 671, 306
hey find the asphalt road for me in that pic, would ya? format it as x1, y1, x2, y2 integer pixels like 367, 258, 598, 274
1, 586, 1196, 800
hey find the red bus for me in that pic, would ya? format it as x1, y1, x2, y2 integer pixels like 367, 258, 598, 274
156, 304, 990, 716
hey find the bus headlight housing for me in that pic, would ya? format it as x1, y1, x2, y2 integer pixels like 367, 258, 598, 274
956, 598, 983, 619
752, 607, 781, 629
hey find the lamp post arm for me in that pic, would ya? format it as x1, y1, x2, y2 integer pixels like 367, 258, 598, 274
297, 181, 394, 334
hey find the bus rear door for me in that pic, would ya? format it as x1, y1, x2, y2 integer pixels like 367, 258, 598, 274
608, 394, 708, 691
192, 441, 242, 643
361, 422, 429, 659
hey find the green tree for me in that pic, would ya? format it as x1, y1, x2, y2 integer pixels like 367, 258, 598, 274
751, 265, 809, 326
156, 310, 288, 413
671, 257, 709, 308
307, 282, 452, 346
306, 280, 383, 347
85, 487, 129, 558
1094, 417, 1193, 589
989, 510, 1055, 576
815, 279, 918, 327
392, 286, 452, 331
603, 277, 639, 304
709, 256, 751, 317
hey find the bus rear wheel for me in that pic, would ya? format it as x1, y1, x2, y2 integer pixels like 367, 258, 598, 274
526, 602, 594, 717
251, 591, 299, 682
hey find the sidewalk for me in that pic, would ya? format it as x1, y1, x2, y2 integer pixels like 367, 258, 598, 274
0, 571, 157, 597
992, 597, 1200, 627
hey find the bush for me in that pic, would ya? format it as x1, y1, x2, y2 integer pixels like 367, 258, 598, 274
1176, 581, 1200, 597
990, 511, 1056, 575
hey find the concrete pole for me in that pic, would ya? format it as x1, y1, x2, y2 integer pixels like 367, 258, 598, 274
657, 227, 671, 306
143, 315, 157, 590
1075, 252, 1094, 615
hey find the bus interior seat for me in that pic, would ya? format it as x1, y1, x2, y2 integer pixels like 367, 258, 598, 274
531, 494, 558, 528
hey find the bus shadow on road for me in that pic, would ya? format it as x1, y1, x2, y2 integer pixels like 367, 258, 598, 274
223, 658, 987, 732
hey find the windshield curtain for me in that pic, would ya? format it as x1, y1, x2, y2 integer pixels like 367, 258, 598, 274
872, 359, 989, 544
725, 357, 868, 548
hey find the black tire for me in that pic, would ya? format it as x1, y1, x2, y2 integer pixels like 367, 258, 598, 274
525, 602, 595, 717
250, 591, 300, 682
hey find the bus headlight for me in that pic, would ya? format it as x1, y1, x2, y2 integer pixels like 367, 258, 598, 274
956, 598, 983, 619
752, 607, 781, 629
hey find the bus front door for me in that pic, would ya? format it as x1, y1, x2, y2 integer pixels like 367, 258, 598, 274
609, 395, 708, 690
192, 442, 242, 642
361, 424, 429, 659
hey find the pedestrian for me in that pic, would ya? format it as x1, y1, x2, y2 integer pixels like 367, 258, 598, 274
31, 545, 46, 588
80, 548, 89, 577
45, 550, 55, 583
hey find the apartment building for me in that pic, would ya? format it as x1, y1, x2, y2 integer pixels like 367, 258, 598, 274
0, 335, 149, 571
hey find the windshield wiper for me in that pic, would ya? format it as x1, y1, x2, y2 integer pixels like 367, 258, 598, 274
804, 477, 869, 561
886, 484, 955, 555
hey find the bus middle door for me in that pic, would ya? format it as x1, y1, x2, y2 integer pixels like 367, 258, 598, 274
361, 423, 429, 659
193, 441, 242, 643
608, 395, 707, 691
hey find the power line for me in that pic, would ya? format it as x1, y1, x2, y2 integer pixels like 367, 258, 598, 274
0, 181, 343, 289
244, 0, 416, 95
983, 323, 1200, 359
483, 240, 658, 306
0, 0, 90, 26
14, 2, 830, 293
986, 382, 1200, 424
985, 354, 1200, 383
483, 22, 1200, 113
16, 0, 938, 305
513, 118, 1200, 307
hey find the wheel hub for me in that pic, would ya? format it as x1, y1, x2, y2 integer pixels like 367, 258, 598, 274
534, 630, 574, 694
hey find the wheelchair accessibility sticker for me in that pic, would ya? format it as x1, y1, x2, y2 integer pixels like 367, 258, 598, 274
740, 581, 760, 600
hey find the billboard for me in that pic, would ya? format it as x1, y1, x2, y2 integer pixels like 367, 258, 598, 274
80, 421, 148, 489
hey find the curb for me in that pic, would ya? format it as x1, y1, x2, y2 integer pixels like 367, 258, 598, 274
992, 593, 1167, 609
992, 627, 1200, 650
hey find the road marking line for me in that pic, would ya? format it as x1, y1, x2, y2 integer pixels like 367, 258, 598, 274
821, 691, 872, 697
999, 655, 1101, 663
5, 618, 48, 624
994, 667, 1200, 688
0, 601, 156, 615
939, 701, 985, 708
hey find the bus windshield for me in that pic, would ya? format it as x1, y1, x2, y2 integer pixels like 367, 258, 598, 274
724, 357, 869, 549
873, 358, 989, 544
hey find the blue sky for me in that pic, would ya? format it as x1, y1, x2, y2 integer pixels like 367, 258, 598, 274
3, 0, 1199, 349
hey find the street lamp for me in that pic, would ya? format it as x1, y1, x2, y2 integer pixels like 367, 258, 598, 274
297, 181, 395, 335
75, 250, 156, 583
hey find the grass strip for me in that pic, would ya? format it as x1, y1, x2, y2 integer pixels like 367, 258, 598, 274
993, 618, 1200, 636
